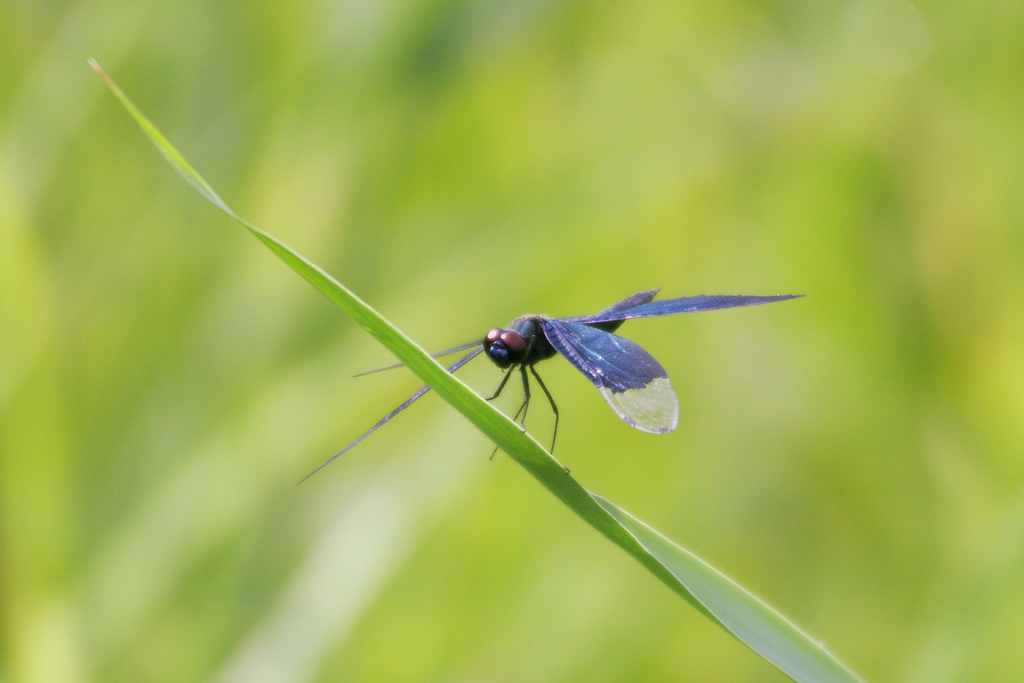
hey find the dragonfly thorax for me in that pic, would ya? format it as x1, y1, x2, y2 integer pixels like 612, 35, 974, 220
483, 316, 556, 369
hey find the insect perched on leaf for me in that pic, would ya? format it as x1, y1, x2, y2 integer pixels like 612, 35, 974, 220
304, 290, 800, 480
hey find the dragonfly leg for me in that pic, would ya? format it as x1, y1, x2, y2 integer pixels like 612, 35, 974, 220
502, 368, 531, 432
529, 365, 559, 454
490, 365, 530, 460
518, 365, 531, 429
303, 347, 484, 482
486, 367, 514, 400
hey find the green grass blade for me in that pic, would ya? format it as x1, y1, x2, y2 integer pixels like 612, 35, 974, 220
595, 495, 865, 683
92, 61, 865, 683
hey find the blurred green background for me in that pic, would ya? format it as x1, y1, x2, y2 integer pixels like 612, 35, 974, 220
2, 0, 1023, 681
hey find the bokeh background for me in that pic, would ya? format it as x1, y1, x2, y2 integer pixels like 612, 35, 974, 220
2, 0, 1023, 681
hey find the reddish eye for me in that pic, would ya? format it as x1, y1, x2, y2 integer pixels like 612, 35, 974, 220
485, 328, 503, 345
500, 330, 526, 352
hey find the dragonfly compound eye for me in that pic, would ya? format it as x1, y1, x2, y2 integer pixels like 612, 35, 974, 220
483, 328, 512, 368
499, 330, 526, 353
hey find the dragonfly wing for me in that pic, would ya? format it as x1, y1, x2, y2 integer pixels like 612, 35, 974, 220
566, 294, 802, 326
542, 320, 678, 433
586, 289, 660, 333
593, 289, 660, 316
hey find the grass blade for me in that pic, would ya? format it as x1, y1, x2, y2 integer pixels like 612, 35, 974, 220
91, 60, 865, 683
595, 495, 864, 682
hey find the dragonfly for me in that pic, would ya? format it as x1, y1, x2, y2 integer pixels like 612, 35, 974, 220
303, 290, 800, 480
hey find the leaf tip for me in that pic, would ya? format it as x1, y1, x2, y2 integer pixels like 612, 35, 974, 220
88, 58, 106, 79
88, 58, 121, 95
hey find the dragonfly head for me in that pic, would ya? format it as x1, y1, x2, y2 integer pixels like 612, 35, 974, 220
484, 328, 526, 368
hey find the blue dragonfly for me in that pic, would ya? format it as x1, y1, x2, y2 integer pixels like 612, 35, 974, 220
304, 290, 800, 479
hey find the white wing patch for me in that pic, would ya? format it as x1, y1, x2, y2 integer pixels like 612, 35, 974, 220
597, 377, 678, 434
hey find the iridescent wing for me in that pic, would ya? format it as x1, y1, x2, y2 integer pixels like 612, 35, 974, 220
565, 293, 802, 326
585, 289, 659, 333
541, 319, 678, 434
